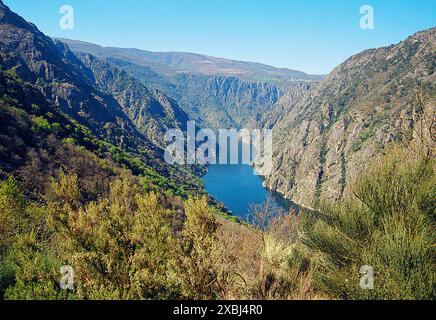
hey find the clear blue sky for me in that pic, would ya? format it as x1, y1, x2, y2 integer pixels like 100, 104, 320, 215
4, 0, 436, 74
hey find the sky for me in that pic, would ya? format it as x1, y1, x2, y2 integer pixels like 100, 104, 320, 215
4, 0, 436, 74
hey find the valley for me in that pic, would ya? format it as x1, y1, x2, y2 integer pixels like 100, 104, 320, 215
58, 38, 323, 129
0, 0, 434, 301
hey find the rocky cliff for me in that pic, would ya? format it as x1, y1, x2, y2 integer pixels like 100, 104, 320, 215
263, 27, 436, 208
78, 54, 189, 147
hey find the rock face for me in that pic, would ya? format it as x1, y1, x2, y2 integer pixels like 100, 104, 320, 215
247, 83, 314, 130
170, 73, 281, 128
89, 55, 285, 130
79, 54, 189, 147
262, 27, 436, 208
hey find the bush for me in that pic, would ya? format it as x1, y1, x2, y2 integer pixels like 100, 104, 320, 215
0, 177, 29, 255
174, 196, 224, 299
31, 116, 52, 133
299, 148, 435, 299
47, 174, 181, 299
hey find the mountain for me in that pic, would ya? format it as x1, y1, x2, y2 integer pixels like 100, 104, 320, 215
246, 82, 314, 130
165, 73, 282, 128
77, 53, 189, 147
0, 1, 201, 198
101, 57, 283, 128
56, 38, 323, 82
0, 1, 434, 301
261, 27, 436, 208
58, 38, 323, 129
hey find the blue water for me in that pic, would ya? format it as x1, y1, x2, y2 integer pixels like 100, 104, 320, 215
203, 163, 297, 219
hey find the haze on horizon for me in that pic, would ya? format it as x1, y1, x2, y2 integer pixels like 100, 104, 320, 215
4, 0, 436, 74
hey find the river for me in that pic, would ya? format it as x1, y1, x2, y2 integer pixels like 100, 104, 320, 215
203, 162, 298, 220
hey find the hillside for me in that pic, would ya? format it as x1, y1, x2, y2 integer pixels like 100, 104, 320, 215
58, 38, 323, 129
0, 1, 434, 301
0, 1, 201, 198
262, 27, 436, 208
78, 53, 190, 147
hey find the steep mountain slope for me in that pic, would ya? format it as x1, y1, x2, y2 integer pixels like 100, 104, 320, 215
85, 53, 283, 129
85, 57, 279, 128
78, 54, 189, 147
168, 73, 281, 128
0, 1, 201, 197
247, 82, 314, 129
0, 4, 142, 148
263, 27, 436, 208
58, 38, 322, 129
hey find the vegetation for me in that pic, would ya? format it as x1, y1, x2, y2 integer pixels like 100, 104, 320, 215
0, 2, 434, 300
299, 147, 435, 299
0, 99, 434, 300
0, 172, 306, 300
262, 27, 436, 208
2, 134, 432, 300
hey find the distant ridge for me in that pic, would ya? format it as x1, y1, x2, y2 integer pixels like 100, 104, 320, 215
56, 38, 324, 82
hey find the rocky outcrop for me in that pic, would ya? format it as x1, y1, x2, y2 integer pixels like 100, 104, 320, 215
263, 27, 436, 208
248, 83, 314, 130
171, 74, 281, 128
79, 54, 189, 147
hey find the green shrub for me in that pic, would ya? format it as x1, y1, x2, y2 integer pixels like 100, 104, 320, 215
31, 116, 52, 133
300, 148, 435, 299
